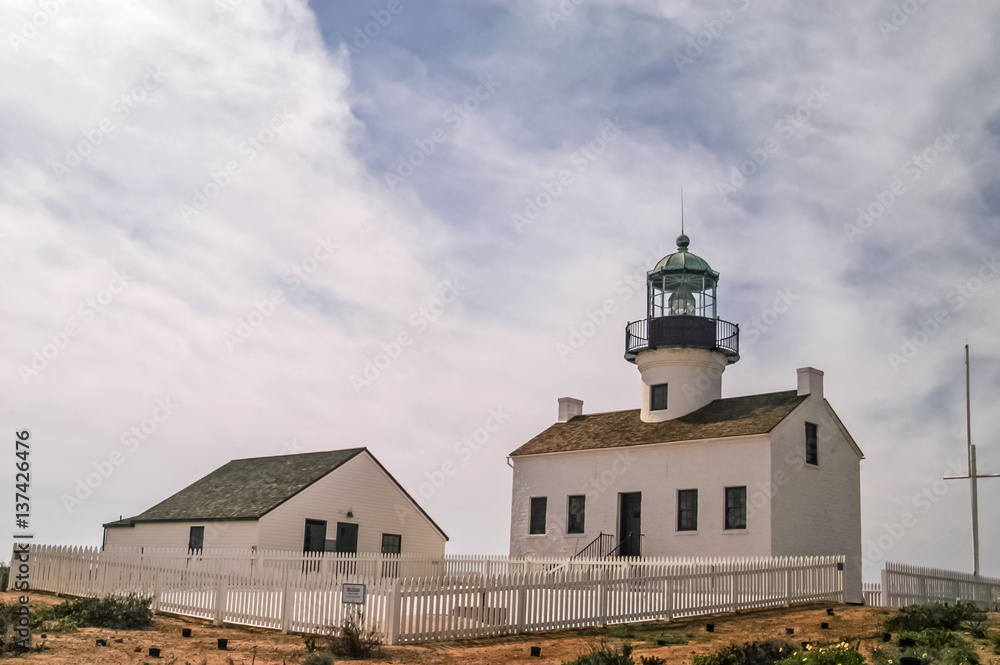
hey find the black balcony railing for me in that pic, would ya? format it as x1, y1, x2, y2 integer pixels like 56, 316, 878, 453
625, 315, 739, 363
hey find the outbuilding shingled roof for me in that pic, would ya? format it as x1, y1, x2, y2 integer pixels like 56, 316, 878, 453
104, 448, 367, 526
509, 391, 807, 456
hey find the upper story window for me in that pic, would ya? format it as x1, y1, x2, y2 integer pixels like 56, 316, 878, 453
805, 422, 818, 465
529, 497, 547, 535
650, 383, 668, 411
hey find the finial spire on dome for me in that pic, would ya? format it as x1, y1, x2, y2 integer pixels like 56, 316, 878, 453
680, 187, 684, 235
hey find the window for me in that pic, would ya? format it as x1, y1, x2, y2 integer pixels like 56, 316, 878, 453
188, 526, 204, 551
529, 497, 547, 535
725, 486, 747, 530
650, 383, 668, 411
677, 489, 698, 531
805, 422, 818, 465
567, 495, 586, 534
381, 533, 402, 554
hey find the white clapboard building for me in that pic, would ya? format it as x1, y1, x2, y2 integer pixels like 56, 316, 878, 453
508, 234, 863, 602
104, 448, 447, 557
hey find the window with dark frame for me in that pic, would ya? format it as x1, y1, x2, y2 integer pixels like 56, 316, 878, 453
529, 496, 547, 535
724, 486, 747, 530
677, 489, 698, 531
567, 495, 586, 534
805, 422, 818, 465
650, 383, 668, 411
381, 533, 402, 554
188, 526, 204, 551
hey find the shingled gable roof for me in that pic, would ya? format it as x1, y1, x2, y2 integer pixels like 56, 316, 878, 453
103, 448, 448, 540
510, 390, 808, 457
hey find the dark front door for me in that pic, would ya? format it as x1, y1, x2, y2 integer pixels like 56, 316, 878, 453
619, 492, 642, 557
335, 522, 358, 554
303, 519, 327, 552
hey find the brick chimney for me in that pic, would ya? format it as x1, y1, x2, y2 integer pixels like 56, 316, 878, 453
558, 397, 583, 423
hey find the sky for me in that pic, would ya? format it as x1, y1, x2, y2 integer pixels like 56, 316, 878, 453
2, 0, 998, 581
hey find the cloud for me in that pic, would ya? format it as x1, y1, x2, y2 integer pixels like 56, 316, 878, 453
2, 0, 998, 576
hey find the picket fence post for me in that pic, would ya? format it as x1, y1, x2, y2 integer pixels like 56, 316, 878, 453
280, 574, 295, 634
784, 567, 792, 606
598, 568, 609, 628
515, 574, 528, 633
881, 566, 891, 608
386, 578, 401, 645
663, 577, 674, 621
151, 568, 161, 613
213, 573, 227, 626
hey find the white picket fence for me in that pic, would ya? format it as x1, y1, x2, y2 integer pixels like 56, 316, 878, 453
873, 561, 1000, 609
15, 545, 843, 644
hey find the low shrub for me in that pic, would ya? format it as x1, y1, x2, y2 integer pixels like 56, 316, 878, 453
0, 602, 26, 653
692, 640, 795, 665
654, 633, 687, 646
639, 656, 667, 665
774, 642, 865, 665
327, 607, 382, 659
884, 602, 986, 633
870, 628, 979, 665
301, 652, 335, 665
990, 633, 1000, 655
30, 594, 152, 630
563, 640, 634, 665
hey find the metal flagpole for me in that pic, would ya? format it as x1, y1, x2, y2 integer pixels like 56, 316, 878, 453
944, 343, 1000, 577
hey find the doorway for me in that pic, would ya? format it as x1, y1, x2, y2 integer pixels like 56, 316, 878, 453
618, 492, 641, 557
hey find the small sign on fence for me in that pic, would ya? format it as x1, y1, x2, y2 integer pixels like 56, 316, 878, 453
342, 583, 366, 604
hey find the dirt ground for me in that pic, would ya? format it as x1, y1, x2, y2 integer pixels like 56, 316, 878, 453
3, 591, 998, 665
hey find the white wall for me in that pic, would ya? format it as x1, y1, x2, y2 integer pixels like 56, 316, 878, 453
636, 347, 728, 422
103, 520, 259, 550
509, 435, 773, 558
258, 452, 446, 556
768, 396, 863, 603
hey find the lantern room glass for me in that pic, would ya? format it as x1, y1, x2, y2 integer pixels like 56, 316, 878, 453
648, 272, 717, 319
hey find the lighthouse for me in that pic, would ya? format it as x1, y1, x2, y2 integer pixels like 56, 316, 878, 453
624, 234, 740, 422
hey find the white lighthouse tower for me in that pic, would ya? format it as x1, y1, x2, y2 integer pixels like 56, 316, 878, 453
624, 234, 740, 422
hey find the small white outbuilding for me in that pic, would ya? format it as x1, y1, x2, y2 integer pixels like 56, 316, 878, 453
508, 235, 864, 602
104, 447, 447, 557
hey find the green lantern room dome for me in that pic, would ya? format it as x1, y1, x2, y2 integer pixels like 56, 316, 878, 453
651, 234, 718, 278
